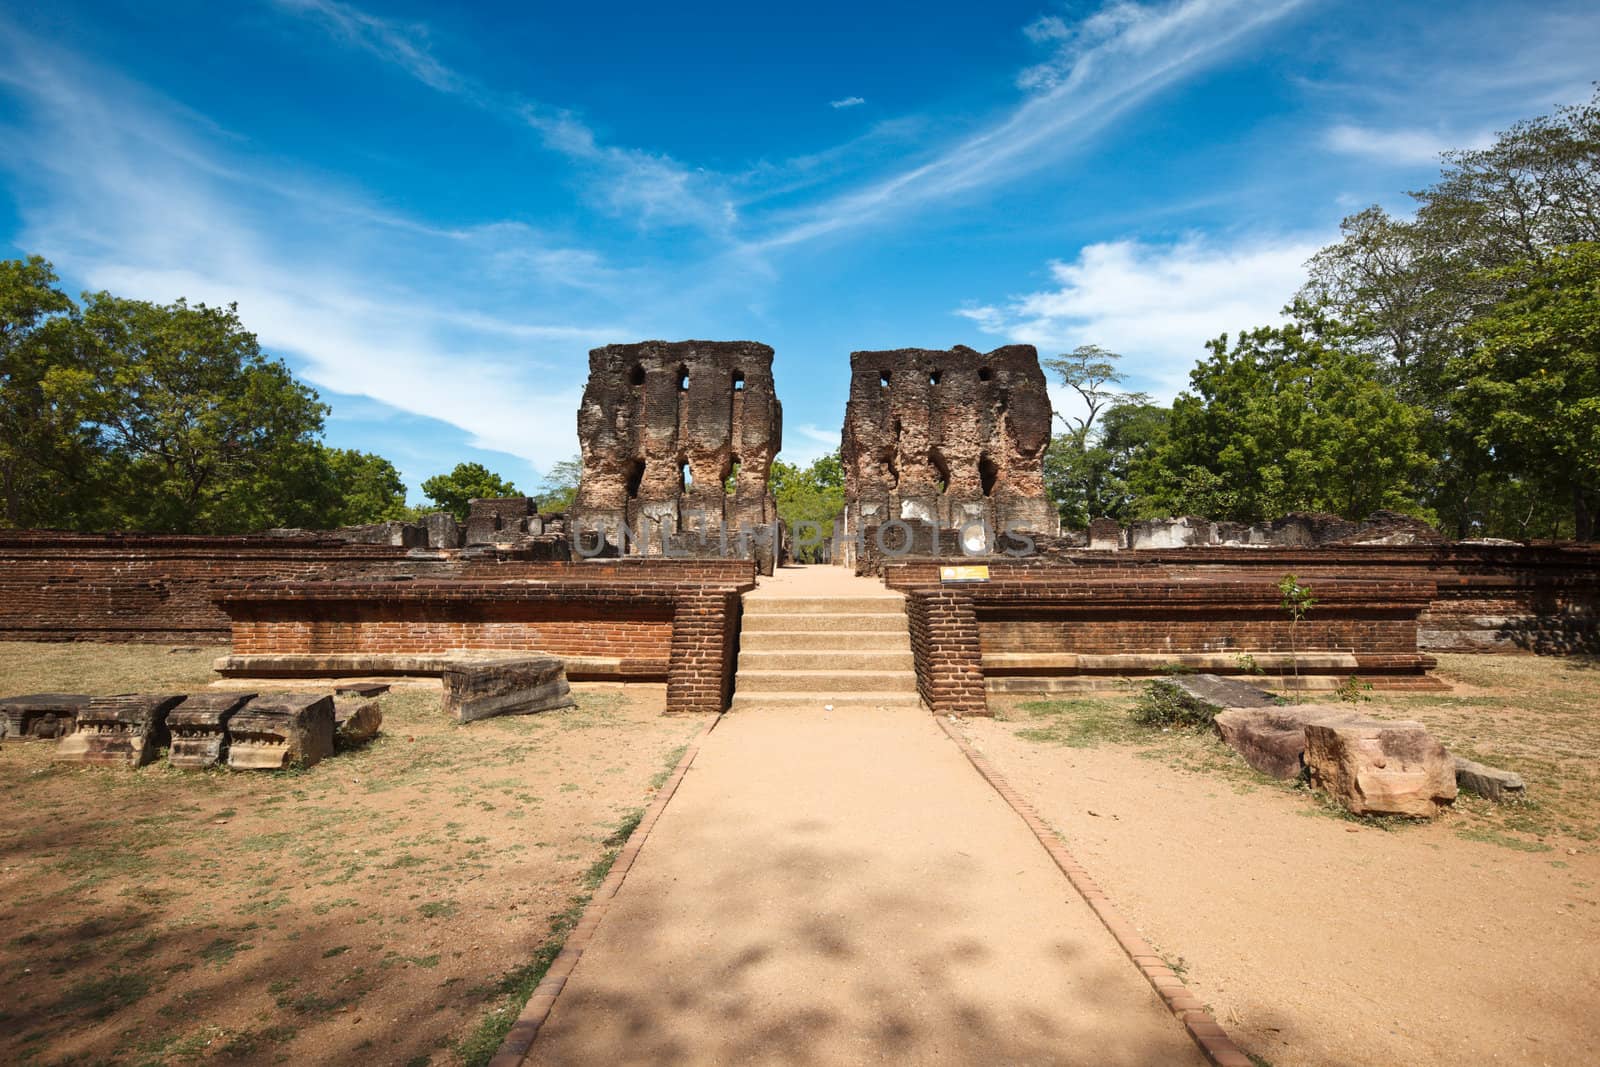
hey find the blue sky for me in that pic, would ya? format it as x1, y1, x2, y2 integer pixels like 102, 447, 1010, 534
2, 1, 1595, 501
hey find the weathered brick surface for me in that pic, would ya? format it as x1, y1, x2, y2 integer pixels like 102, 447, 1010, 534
905, 590, 987, 716
217, 564, 755, 715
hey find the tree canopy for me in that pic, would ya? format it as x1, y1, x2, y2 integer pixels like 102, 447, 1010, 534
770, 451, 845, 562
420, 462, 519, 522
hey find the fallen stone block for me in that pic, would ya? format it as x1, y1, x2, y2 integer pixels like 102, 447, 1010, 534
1303, 718, 1457, 817
1452, 754, 1526, 803
1168, 673, 1278, 710
168, 692, 257, 769
1213, 706, 1359, 780
334, 697, 383, 746
1, 693, 91, 742
54, 694, 184, 768
442, 656, 576, 724
227, 694, 336, 770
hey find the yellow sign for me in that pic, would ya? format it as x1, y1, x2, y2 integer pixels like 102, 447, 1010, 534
940, 564, 990, 582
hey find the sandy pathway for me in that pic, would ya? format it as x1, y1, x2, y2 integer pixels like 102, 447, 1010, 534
526, 705, 1204, 1066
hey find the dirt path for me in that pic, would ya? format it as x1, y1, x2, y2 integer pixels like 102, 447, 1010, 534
524, 705, 1205, 1066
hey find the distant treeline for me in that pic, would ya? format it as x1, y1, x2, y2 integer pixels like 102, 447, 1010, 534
1045, 89, 1599, 541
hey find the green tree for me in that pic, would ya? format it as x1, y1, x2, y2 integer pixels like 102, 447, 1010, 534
770, 451, 846, 562
321, 448, 411, 526
1135, 324, 1430, 523
1451, 243, 1600, 540
1042, 344, 1148, 447
421, 462, 518, 522
538, 455, 582, 512
69, 293, 330, 533
0, 256, 97, 527
1044, 402, 1169, 526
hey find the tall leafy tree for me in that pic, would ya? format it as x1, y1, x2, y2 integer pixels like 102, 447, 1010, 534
1451, 243, 1600, 540
0, 256, 96, 527
770, 451, 845, 562
321, 448, 411, 526
538, 455, 582, 512
421, 462, 518, 522
1134, 325, 1429, 523
68, 294, 330, 533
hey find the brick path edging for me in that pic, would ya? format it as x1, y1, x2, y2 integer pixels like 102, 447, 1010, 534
488, 717, 717, 1067
935, 715, 1256, 1067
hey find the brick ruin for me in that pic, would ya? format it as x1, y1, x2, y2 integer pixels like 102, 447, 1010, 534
1, 337, 1597, 719
572, 340, 782, 574
838, 345, 1056, 564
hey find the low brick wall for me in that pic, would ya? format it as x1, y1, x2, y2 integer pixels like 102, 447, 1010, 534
896, 574, 1440, 716
218, 567, 755, 714
884, 543, 1600, 655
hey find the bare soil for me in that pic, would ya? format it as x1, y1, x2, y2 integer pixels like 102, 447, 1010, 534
970, 653, 1600, 1067
0, 642, 704, 1066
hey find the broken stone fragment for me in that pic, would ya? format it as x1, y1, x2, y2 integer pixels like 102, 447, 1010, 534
53, 694, 184, 768
1213, 706, 1360, 780
1303, 718, 1457, 817
1452, 754, 1526, 802
167, 692, 257, 769
442, 657, 576, 723
227, 693, 336, 770
334, 697, 384, 746
0, 693, 91, 742
334, 682, 390, 698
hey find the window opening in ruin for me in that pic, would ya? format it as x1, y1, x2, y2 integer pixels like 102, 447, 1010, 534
625, 459, 645, 499
679, 460, 692, 491
677, 366, 690, 391
732, 370, 745, 392
879, 369, 891, 388
724, 457, 740, 495
930, 450, 950, 494
880, 453, 899, 489
629, 363, 646, 386
979, 455, 998, 497
978, 366, 993, 382
929, 369, 942, 386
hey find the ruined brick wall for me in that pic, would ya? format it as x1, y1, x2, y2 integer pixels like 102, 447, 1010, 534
884, 543, 1600, 654
839, 345, 1056, 564
573, 340, 782, 572
0, 532, 424, 642
902, 576, 1440, 715
220, 564, 756, 714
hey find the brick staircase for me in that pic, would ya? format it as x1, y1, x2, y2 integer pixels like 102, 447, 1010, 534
728, 580, 922, 711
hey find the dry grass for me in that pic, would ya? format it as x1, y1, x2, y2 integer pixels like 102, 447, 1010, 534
999, 653, 1600, 851
0, 642, 703, 1066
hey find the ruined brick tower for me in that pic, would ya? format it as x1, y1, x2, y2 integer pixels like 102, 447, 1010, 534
839, 344, 1056, 551
573, 340, 782, 572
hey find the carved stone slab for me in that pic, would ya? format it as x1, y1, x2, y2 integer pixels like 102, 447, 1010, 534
442, 656, 576, 723
53, 694, 184, 768
1, 693, 91, 742
227, 693, 336, 770
168, 692, 257, 769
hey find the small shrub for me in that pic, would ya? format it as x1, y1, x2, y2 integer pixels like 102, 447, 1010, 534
1232, 652, 1264, 676
1131, 680, 1216, 729
1334, 675, 1373, 703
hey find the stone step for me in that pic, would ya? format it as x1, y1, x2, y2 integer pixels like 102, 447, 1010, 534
728, 690, 925, 711
739, 612, 909, 633
737, 649, 915, 672
741, 596, 905, 615
739, 629, 910, 651
734, 668, 918, 694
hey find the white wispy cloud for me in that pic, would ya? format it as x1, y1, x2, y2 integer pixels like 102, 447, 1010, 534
0, 20, 620, 477
956, 233, 1325, 419
829, 96, 865, 109
271, 0, 735, 233
1323, 123, 1492, 166
755, 0, 1309, 248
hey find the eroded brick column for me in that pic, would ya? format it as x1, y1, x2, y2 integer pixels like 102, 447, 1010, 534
666, 589, 742, 714
906, 590, 988, 716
